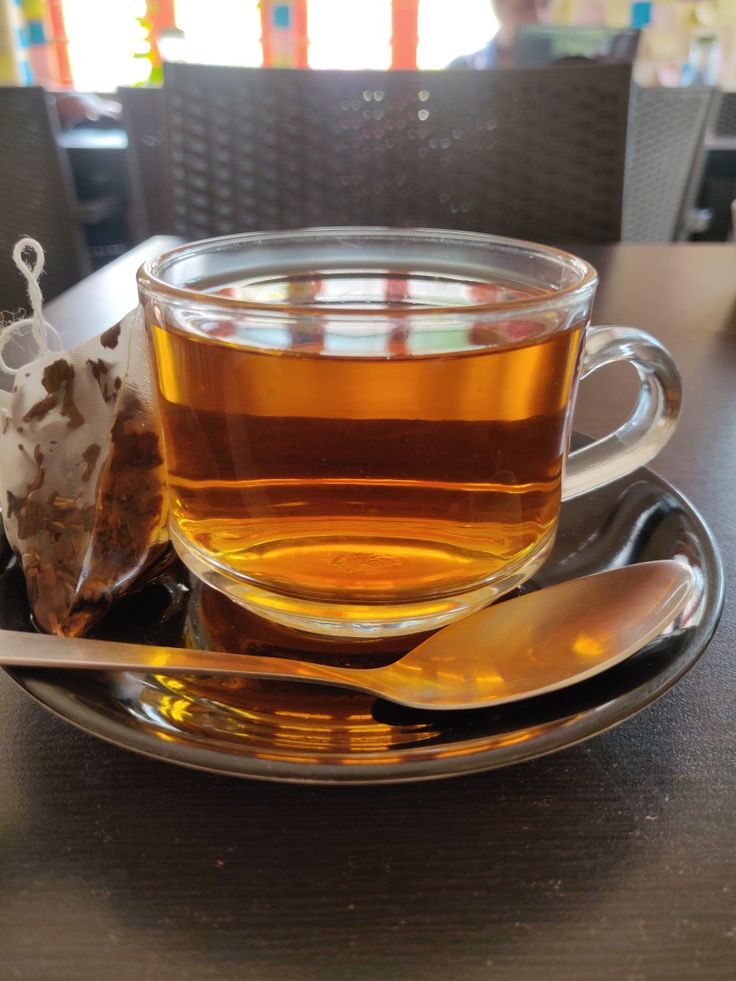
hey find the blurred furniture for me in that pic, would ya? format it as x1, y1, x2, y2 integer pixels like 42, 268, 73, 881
157, 62, 632, 244
712, 89, 736, 138
50, 91, 135, 268
118, 85, 168, 241
57, 127, 133, 268
622, 85, 718, 242
514, 25, 640, 67
694, 91, 736, 241
0, 86, 90, 312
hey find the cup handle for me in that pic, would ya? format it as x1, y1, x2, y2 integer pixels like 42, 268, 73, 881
562, 325, 682, 501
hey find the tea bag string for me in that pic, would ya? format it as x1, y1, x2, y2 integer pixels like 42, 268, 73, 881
0, 238, 64, 375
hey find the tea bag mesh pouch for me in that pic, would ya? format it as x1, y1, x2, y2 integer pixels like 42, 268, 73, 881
0, 239, 168, 636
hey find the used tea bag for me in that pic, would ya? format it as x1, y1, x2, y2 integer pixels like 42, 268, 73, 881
0, 239, 168, 636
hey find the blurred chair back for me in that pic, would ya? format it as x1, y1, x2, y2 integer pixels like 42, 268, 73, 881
118, 85, 168, 241
162, 62, 631, 244
623, 85, 718, 241
713, 90, 736, 138
0, 87, 89, 313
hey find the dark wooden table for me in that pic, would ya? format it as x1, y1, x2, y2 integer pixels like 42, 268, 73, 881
1, 241, 734, 980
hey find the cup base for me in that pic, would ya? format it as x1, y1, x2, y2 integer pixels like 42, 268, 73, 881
171, 526, 555, 639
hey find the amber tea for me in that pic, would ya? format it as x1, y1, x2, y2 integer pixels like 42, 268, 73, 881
152, 310, 582, 615
139, 229, 680, 638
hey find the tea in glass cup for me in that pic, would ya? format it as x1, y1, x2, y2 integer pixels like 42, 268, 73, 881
138, 228, 680, 638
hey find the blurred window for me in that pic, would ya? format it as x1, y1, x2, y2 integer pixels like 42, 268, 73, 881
59, 0, 499, 91
63, 0, 150, 91
174, 0, 262, 67
417, 0, 498, 69
307, 0, 392, 69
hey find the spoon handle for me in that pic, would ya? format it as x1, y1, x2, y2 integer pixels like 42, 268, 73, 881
0, 628, 376, 692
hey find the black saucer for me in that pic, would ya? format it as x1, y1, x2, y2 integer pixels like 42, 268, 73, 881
1, 467, 724, 784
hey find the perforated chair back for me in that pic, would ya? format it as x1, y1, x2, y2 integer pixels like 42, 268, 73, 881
713, 90, 736, 138
623, 85, 717, 241
118, 85, 167, 241
163, 62, 631, 244
0, 86, 88, 313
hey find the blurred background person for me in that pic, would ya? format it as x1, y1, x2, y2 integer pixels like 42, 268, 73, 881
448, 0, 551, 69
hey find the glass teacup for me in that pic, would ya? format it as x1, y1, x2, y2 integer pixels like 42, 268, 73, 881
138, 228, 680, 638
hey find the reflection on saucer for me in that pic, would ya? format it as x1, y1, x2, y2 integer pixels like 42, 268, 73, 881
2, 465, 723, 782
137, 579, 442, 757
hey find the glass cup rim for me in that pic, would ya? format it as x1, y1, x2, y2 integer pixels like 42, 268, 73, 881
137, 226, 599, 320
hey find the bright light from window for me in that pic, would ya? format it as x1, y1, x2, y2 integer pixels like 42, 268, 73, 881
308, 0, 391, 69
174, 0, 262, 67
63, 0, 150, 91
417, 0, 498, 69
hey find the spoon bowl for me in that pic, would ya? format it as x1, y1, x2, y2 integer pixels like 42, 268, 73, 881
0, 562, 694, 711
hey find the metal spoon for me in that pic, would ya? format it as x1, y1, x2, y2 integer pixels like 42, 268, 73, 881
0, 561, 693, 711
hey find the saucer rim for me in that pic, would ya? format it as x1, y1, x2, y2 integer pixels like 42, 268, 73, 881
3, 466, 725, 784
